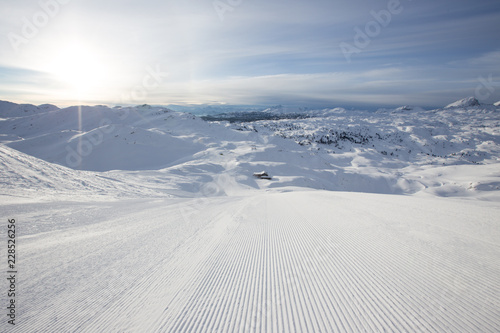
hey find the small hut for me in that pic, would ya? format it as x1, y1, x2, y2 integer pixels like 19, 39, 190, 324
253, 171, 272, 180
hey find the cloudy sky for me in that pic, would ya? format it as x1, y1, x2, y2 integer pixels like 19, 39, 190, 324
1, 0, 499, 108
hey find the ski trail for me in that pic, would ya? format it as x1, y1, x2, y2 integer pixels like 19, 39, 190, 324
5, 191, 499, 332
158, 191, 500, 332
9, 197, 240, 332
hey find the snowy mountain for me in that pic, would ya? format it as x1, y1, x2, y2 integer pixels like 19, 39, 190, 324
445, 96, 480, 108
3, 98, 498, 197
0, 100, 59, 118
0, 104, 210, 171
1, 98, 499, 332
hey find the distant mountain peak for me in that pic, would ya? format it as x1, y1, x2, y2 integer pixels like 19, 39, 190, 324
396, 105, 413, 111
445, 97, 480, 108
38, 104, 60, 112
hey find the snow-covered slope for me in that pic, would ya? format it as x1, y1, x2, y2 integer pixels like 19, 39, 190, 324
0, 144, 190, 202
445, 96, 480, 108
2, 99, 500, 197
1, 99, 500, 332
225, 101, 500, 198
3, 188, 500, 332
0, 104, 211, 171
0, 100, 59, 118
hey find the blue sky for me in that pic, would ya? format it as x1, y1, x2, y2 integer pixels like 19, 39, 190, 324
1, 0, 499, 108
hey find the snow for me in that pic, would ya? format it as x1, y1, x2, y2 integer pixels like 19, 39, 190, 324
1, 99, 500, 331
445, 96, 480, 108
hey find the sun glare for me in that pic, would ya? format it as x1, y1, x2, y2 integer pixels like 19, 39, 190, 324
48, 43, 110, 98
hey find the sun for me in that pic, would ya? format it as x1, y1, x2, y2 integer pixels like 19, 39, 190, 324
48, 42, 110, 98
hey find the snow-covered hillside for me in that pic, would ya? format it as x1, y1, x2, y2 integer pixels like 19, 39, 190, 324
445, 96, 481, 108
1, 98, 500, 197
1, 99, 499, 332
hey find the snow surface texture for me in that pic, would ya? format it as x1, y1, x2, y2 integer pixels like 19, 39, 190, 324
445, 97, 481, 109
1, 99, 499, 332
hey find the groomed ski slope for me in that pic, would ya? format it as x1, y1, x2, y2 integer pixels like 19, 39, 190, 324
4, 190, 499, 332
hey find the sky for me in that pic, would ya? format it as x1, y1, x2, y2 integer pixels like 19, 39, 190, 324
1, 0, 499, 108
